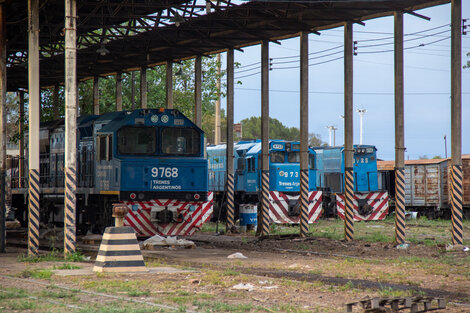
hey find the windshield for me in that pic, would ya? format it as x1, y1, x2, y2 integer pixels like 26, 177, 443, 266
162, 127, 200, 156
270, 151, 285, 163
117, 127, 156, 155
288, 151, 300, 163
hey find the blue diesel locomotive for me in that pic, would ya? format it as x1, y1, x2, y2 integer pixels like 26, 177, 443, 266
207, 140, 323, 224
313, 145, 389, 220
10, 109, 213, 237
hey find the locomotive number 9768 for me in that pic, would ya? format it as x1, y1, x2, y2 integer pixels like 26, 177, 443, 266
151, 167, 179, 178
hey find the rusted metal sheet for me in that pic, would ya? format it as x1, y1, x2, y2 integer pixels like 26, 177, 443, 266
404, 160, 448, 209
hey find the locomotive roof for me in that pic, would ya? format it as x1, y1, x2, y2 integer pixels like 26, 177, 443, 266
313, 144, 377, 152
96, 109, 200, 134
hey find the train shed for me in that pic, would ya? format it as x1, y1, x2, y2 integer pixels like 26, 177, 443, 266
0, 0, 465, 254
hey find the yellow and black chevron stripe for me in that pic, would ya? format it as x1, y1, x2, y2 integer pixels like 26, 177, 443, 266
93, 226, 147, 273
64, 167, 76, 255
28, 169, 40, 256
451, 165, 463, 245
261, 171, 270, 235
300, 169, 309, 237
226, 173, 235, 230
344, 168, 354, 241
394, 167, 406, 244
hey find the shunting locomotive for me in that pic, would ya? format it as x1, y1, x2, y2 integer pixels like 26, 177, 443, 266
207, 140, 323, 224
313, 145, 389, 221
9, 109, 213, 237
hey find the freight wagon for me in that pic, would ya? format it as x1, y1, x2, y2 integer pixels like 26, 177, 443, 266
378, 155, 470, 219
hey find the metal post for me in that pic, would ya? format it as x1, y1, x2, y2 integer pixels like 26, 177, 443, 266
450, 0, 463, 245
18, 91, 24, 188
343, 22, 355, 241
131, 72, 136, 110
28, 0, 40, 256
194, 56, 202, 128
140, 66, 147, 109
116, 72, 122, 111
53, 83, 60, 120
0, 3, 6, 253
394, 11, 406, 245
260, 40, 270, 236
64, 0, 77, 256
166, 61, 173, 109
226, 50, 235, 231
93, 76, 99, 115
215, 54, 221, 144
299, 31, 309, 238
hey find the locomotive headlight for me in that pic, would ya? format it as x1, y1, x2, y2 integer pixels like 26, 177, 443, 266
138, 193, 145, 200
150, 114, 159, 123
130, 193, 136, 200
194, 193, 200, 200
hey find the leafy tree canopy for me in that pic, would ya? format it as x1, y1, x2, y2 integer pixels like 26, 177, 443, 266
239, 116, 324, 146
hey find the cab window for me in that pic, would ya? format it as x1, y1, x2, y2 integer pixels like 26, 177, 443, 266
97, 135, 113, 161
162, 127, 200, 156
117, 127, 156, 155
288, 151, 300, 163
309, 154, 315, 169
270, 151, 285, 163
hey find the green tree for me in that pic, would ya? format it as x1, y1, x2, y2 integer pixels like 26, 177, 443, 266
38, 56, 226, 144
239, 116, 324, 145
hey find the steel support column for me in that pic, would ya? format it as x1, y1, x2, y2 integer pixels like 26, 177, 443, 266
18, 92, 25, 188
93, 76, 99, 115
116, 72, 122, 111
299, 31, 309, 238
215, 54, 221, 145
394, 12, 406, 244
0, 3, 6, 253
64, 0, 77, 255
451, 0, 463, 245
344, 22, 355, 241
260, 40, 270, 236
194, 56, 202, 128
28, 0, 40, 256
226, 50, 235, 231
166, 61, 173, 109
53, 83, 60, 120
140, 67, 147, 109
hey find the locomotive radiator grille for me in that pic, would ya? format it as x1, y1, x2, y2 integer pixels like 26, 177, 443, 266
451, 165, 463, 245
226, 173, 235, 230
300, 169, 309, 237
394, 168, 406, 244
261, 171, 270, 236
344, 168, 355, 241
64, 167, 77, 254
28, 169, 40, 256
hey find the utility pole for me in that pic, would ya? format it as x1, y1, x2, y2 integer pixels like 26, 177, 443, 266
356, 108, 367, 145
444, 135, 448, 158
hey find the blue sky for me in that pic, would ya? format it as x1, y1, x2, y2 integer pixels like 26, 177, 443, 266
219, 2, 469, 161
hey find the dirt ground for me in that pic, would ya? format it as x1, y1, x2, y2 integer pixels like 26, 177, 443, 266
1, 228, 470, 312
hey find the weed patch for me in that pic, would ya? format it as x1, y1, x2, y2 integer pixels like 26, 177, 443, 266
17, 268, 53, 279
